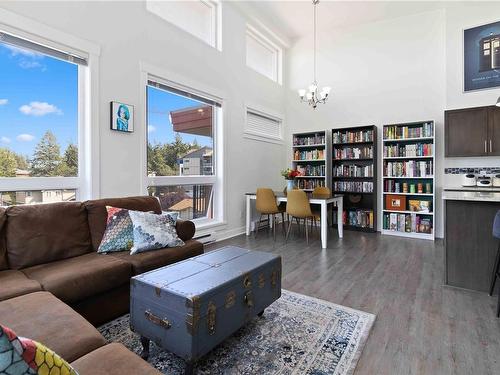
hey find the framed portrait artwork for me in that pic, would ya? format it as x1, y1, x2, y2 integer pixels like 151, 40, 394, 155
464, 20, 500, 92
110, 101, 134, 132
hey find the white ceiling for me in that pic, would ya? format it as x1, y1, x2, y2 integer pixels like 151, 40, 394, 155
239, 1, 448, 41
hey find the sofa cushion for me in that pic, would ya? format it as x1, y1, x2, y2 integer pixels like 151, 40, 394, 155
108, 239, 204, 275
71, 343, 162, 375
85, 196, 161, 251
0, 324, 78, 375
0, 207, 7, 270
0, 291, 106, 362
98, 206, 135, 253
5, 202, 92, 269
22, 252, 132, 304
0, 270, 42, 301
129, 210, 184, 254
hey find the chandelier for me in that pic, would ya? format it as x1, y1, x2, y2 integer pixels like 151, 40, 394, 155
298, 0, 331, 109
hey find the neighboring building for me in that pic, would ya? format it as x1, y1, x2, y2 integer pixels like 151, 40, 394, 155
179, 146, 213, 176
0, 189, 76, 207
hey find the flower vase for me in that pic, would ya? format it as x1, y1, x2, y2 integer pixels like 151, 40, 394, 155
286, 179, 294, 192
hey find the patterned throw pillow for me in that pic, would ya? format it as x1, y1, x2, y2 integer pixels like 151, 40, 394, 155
128, 210, 185, 255
0, 324, 78, 375
98, 206, 134, 253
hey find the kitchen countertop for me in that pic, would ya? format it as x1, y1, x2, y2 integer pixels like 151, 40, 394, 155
444, 186, 500, 192
443, 188, 500, 202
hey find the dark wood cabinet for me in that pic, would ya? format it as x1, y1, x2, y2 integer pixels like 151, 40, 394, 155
445, 199, 499, 292
445, 105, 500, 157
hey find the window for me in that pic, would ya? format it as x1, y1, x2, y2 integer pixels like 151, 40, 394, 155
146, 0, 220, 49
0, 31, 89, 206
244, 107, 283, 144
146, 76, 222, 224
246, 25, 282, 83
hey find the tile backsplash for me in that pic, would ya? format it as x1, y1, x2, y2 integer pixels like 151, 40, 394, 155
444, 167, 500, 174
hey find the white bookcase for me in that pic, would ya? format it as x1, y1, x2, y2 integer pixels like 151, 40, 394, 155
292, 130, 330, 192
381, 121, 435, 240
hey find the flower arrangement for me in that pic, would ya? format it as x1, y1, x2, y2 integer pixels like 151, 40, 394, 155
281, 168, 300, 180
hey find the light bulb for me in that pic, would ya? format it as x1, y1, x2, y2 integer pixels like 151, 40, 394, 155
309, 84, 317, 93
306, 92, 313, 100
298, 89, 306, 98
323, 86, 331, 95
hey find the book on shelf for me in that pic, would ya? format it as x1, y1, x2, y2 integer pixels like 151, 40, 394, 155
335, 209, 374, 229
332, 129, 373, 144
384, 180, 433, 194
408, 200, 431, 213
333, 146, 373, 160
296, 164, 325, 177
293, 133, 325, 146
384, 160, 433, 177
333, 181, 373, 193
293, 149, 324, 160
383, 122, 433, 140
383, 143, 433, 157
296, 178, 325, 190
383, 213, 432, 234
332, 164, 373, 178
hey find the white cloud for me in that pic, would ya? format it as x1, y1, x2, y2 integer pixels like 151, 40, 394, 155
1, 136, 11, 144
16, 134, 35, 142
19, 60, 43, 69
19, 102, 62, 116
4, 45, 43, 58
0, 99, 7, 105
148, 125, 156, 133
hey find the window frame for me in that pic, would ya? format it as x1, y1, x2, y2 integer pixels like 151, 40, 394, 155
146, 0, 222, 50
244, 103, 284, 145
0, 8, 101, 202
140, 62, 225, 228
245, 24, 283, 84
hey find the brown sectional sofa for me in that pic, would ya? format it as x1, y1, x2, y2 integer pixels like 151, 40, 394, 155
0, 196, 204, 374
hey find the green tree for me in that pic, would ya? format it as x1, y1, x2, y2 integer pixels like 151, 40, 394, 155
14, 153, 29, 171
57, 143, 78, 176
30, 131, 61, 177
0, 148, 17, 177
147, 143, 174, 176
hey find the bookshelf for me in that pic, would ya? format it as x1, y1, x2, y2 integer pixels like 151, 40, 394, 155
292, 130, 330, 192
331, 125, 377, 232
381, 120, 435, 240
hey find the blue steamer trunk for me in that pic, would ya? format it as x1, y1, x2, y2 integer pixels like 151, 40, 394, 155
130, 246, 282, 372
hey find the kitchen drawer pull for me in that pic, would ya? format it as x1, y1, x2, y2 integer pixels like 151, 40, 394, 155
485, 140, 487, 153
490, 139, 493, 153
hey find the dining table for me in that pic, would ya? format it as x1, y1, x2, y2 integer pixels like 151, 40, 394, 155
245, 192, 343, 248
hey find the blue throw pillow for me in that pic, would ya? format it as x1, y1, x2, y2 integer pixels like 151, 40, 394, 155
128, 210, 185, 254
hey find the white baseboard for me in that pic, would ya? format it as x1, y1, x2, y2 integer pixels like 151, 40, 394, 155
215, 226, 246, 242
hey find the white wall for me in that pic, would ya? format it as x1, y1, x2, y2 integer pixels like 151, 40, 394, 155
285, 3, 500, 239
0, 1, 287, 239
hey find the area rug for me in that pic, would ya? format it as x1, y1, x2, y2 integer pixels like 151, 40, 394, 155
98, 290, 375, 375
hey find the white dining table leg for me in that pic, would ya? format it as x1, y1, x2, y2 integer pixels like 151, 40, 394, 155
246, 195, 251, 236
321, 201, 327, 249
337, 198, 343, 238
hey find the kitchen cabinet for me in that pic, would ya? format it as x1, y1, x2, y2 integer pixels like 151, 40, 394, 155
445, 105, 500, 157
445, 198, 499, 292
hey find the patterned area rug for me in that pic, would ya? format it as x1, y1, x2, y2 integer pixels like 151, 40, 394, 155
98, 290, 375, 375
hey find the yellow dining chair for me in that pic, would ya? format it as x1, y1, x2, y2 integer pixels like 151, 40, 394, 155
255, 188, 286, 240
311, 186, 331, 227
285, 189, 315, 244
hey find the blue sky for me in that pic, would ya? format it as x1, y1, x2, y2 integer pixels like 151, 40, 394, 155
0, 43, 78, 158
147, 86, 212, 148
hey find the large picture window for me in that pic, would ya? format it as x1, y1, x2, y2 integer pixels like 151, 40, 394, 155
0, 31, 89, 206
146, 77, 221, 223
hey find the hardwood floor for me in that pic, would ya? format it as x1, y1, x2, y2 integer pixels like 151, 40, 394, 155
206, 226, 500, 375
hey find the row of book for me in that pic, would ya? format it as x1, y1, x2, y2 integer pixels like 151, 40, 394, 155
333, 181, 373, 193
293, 133, 325, 146
384, 122, 433, 140
296, 164, 325, 177
384, 180, 433, 194
332, 129, 373, 144
293, 149, 325, 161
333, 164, 373, 178
333, 146, 373, 160
296, 178, 325, 190
384, 160, 433, 178
383, 143, 433, 158
342, 209, 374, 229
383, 213, 432, 234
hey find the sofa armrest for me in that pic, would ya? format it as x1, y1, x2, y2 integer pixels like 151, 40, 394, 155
175, 219, 195, 242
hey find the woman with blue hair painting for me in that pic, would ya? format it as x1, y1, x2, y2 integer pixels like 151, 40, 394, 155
116, 104, 130, 131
